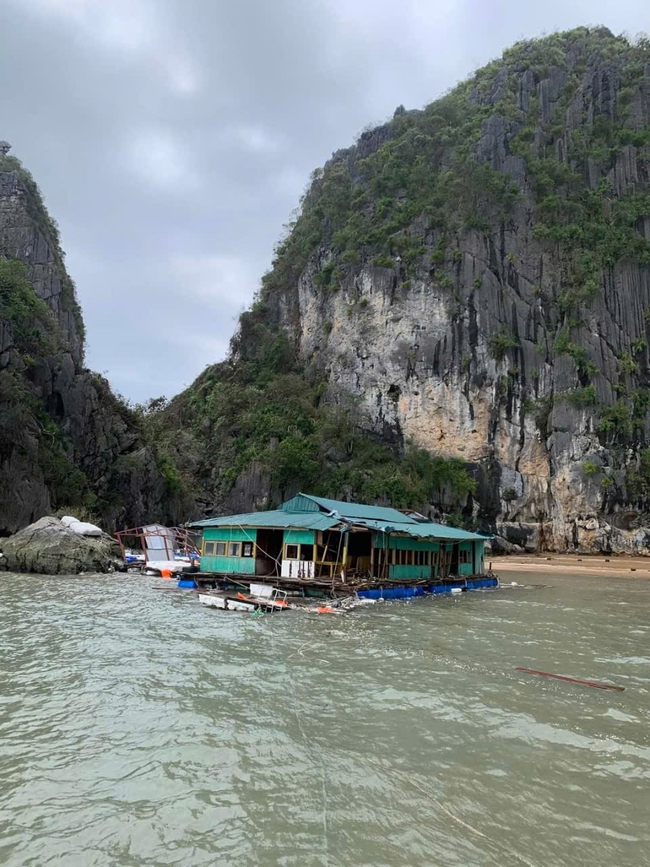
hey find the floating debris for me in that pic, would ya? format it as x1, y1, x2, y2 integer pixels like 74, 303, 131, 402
516, 667, 625, 691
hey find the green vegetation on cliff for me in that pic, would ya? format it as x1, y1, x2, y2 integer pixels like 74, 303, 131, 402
144, 26, 650, 525
0, 164, 173, 532
0, 258, 94, 511
0, 153, 85, 345
151, 27, 650, 521
149, 323, 475, 512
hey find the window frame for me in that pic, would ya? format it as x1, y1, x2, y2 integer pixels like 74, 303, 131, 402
242, 541, 254, 558
285, 544, 299, 560
215, 541, 227, 557
229, 541, 242, 558
204, 541, 216, 557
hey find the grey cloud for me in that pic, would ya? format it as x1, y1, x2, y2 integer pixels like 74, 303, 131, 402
0, 0, 647, 400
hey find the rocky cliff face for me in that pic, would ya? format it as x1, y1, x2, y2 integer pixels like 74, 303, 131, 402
156, 28, 650, 553
286, 28, 650, 553
0, 152, 180, 534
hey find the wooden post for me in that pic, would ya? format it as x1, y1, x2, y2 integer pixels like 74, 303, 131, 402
383, 533, 390, 582
341, 531, 348, 582
370, 535, 375, 579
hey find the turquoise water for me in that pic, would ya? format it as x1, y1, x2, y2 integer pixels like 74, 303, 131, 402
0, 571, 649, 866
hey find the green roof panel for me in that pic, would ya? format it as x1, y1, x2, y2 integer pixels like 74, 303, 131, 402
287, 493, 418, 524
397, 522, 491, 541
344, 517, 490, 541
189, 510, 339, 532
190, 495, 492, 541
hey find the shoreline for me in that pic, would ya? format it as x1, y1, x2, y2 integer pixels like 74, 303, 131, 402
490, 553, 650, 578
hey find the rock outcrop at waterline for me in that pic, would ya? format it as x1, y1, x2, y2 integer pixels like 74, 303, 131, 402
0, 152, 185, 534
1, 516, 122, 574
154, 27, 650, 553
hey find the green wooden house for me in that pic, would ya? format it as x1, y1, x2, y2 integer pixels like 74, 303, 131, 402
190, 494, 489, 583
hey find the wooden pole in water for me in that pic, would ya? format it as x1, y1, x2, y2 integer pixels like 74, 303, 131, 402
516, 667, 625, 691
341, 531, 348, 582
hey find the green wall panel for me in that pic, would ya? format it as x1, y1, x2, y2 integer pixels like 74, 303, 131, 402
200, 556, 256, 574
284, 530, 316, 545
203, 527, 257, 542
389, 565, 432, 580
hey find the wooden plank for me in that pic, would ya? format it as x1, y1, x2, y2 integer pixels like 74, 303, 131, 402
516, 668, 625, 691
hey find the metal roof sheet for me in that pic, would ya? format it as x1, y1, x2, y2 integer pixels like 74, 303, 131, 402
190, 494, 491, 541
343, 517, 490, 541
287, 493, 419, 524
397, 522, 491, 541
189, 510, 339, 532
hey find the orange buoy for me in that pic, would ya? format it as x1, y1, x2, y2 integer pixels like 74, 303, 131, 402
161, 569, 173, 579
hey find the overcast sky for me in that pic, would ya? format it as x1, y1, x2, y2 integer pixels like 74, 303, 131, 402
0, 0, 647, 402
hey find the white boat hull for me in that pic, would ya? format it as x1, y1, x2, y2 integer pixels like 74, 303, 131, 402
199, 594, 256, 612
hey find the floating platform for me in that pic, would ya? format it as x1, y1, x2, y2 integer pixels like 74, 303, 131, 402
356, 576, 498, 600
183, 573, 498, 600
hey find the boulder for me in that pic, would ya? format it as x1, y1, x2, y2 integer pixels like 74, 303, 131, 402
490, 535, 524, 554
497, 522, 540, 552
2, 516, 122, 574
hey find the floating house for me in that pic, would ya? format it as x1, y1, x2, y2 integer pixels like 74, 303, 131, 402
189, 494, 493, 595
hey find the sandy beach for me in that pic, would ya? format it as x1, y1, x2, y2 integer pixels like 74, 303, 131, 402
490, 553, 650, 578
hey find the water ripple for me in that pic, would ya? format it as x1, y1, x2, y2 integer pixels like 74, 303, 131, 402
0, 571, 649, 865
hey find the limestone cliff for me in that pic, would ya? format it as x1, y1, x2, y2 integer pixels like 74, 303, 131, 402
156, 27, 650, 554
0, 151, 182, 534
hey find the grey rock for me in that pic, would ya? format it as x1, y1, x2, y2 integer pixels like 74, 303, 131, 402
497, 522, 540, 552
0, 155, 178, 534
490, 535, 524, 554
2, 516, 122, 574
258, 34, 650, 554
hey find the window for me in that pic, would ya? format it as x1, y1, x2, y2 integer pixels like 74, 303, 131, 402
285, 544, 299, 560
459, 548, 471, 564
215, 541, 227, 557
229, 541, 242, 557
204, 541, 216, 556
242, 542, 254, 558
300, 544, 313, 561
